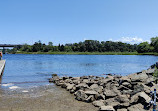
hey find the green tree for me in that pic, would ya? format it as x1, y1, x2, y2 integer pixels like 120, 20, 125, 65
48, 42, 53, 46
137, 42, 154, 53
151, 37, 158, 52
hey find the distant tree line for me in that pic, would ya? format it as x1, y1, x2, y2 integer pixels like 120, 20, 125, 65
11, 37, 158, 53
13, 40, 137, 53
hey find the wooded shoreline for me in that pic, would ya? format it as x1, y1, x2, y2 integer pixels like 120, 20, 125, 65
15, 51, 158, 56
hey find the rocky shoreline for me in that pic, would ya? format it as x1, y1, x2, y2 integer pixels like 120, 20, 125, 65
49, 63, 158, 111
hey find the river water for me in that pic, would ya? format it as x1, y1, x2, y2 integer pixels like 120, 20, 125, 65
0, 54, 158, 89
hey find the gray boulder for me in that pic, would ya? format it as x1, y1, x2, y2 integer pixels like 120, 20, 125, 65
129, 72, 148, 82
76, 83, 89, 90
127, 103, 144, 111
122, 82, 132, 88
139, 92, 151, 103
105, 98, 120, 107
145, 68, 155, 74
92, 100, 105, 107
85, 90, 99, 95
82, 79, 89, 83
66, 83, 75, 91
130, 93, 140, 104
74, 90, 88, 101
104, 89, 117, 97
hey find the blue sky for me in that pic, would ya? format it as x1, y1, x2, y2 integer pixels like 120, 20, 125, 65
0, 0, 158, 45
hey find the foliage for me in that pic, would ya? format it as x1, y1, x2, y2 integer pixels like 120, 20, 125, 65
137, 42, 154, 53
151, 37, 158, 52
153, 66, 158, 83
12, 40, 138, 53
9, 36, 158, 54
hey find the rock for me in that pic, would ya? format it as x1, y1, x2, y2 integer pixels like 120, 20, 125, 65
107, 75, 114, 80
115, 95, 129, 103
76, 83, 89, 90
145, 68, 155, 74
72, 77, 80, 80
127, 73, 138, 81
52, 74, 58, 77
81, 76, 89, 79
95, 93, 106, 100
48, 78, 54, 83
70, 89, 75, 93
141, 84, 151, 94
156, 62, 158, 68
99, 106, 115, 111
66, 83, 75, 91
61, 82, 68, 88
85, 95, 95, 102
62, 76, 69, 80
92, 100, 105, 107
118, 85, 130, 91
72, 80, 81, 85
122, 82, 132, 88
131, 84, 144, 95
127, 103, 144, 111
121, 89, 133, 95
87, 81, 95, 86
139, 92, 151, 103
129, 72, 148, 82
49, 75, 60, 83
65, 79, 72, 83
85, 90, 98, 95
114, 95, 130, 107
100, 77, 113, 85
82, 79, 89, 83
90, 84, 99, 89
117, 109, 127, 111
130, 93, 140, 104
104, 89, 117, 97
55, 80, 63, 86
105, 98, 120, 107
137, 72, 149, 82
75, 90, 88, 101
120, 76, 131, 83
90, 84, 103, 94
151, 64, 156, 69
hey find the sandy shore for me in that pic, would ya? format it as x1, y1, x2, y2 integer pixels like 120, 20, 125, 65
0, 84, 97, 111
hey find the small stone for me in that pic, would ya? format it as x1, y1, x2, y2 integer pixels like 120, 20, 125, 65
117, 109, 127, 111
99, 106, 115, 111
85, 95, 95, 102
85, 90, 98, 95
52, 74, 57, 77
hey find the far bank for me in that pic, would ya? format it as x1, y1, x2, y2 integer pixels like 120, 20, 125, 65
14, 51, 158, 56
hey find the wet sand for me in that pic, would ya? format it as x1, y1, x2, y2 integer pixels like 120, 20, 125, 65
0, 84, 98, 111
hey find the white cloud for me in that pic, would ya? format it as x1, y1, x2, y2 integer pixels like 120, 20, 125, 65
83, 38, 88, 41
109, 37, 150, 44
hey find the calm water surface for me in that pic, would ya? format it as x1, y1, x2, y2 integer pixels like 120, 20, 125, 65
1, 54, 158, 88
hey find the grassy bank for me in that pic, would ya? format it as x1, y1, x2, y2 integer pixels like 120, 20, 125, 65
15, 51, 138, 55
15, 51, 158, 55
